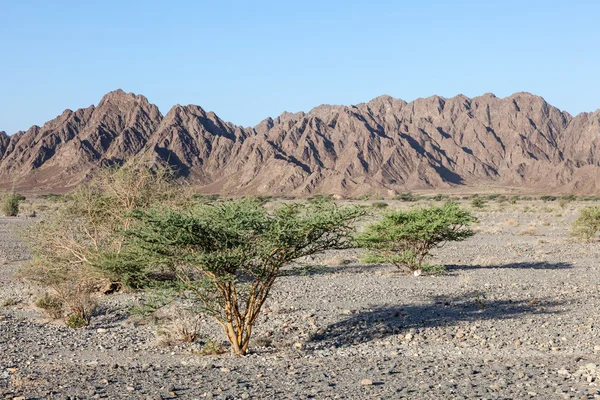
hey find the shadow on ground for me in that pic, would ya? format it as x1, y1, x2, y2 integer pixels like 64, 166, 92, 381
281, 261, 572, 277
310, 292, 562, 348
447, 261, 573, 271
280, 263, 386, 277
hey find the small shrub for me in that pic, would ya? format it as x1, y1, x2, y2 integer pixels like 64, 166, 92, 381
2, 297, 20, 307
540, 195, 557, 202
571, 206, 600, 240
505, 219, 518, 226
421, 263, 447, 275
431, 194, 449, 201
471, 198, 486, 209
199, 339, 226, 356
65, 314, 88, 328
2, 193, 24, 217
394, 193, 419, 202
357, 202, 477, 271
371, 201, 388, 209
517, 227, 538, 236
159, 309, 204, 344
35, 293, 64, 319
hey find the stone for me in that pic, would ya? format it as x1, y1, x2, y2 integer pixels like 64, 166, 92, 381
360, 379, 373, 386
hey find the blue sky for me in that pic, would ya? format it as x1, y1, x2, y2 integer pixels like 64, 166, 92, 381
1, 0, 598, 134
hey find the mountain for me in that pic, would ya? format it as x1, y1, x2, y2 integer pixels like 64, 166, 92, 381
1, 89, 599, 195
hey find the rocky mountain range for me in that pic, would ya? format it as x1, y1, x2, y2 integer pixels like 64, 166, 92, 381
1, 89, 599, 195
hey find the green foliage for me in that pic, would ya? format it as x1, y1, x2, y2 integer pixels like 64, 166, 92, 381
199, 339, 226, 356
421, 263, 447, 275
38, 193, 70, 202
571, 206, 600, 240
65, 314, 88, 328
116, 198, 365, 355
393, 193, 419, 202
471, 197, 486, 209
431, 194, 450, 201
357, 202, 477, 271
2, 192, 24, 216
371, 201, 388, 209
540, 195, 557, 202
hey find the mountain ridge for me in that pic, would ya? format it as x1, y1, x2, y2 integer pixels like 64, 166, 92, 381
1, 89, 599, 195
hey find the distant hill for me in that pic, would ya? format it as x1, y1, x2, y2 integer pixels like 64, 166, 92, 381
1, 89, 599, 195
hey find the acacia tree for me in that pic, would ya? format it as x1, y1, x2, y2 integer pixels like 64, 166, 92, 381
357, 201, 476, 272
121, 199, 365, 355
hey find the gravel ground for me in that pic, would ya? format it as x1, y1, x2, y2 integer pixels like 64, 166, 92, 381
2, 201, 600, 399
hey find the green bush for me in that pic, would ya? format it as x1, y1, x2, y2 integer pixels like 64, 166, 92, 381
393, 193, 419, 202
571, 206, 600, 240
371, 201, 389, 209
357, 202, 477, 272
117, 199, 365, 355
540, 195, 557, 202
471, 197, 486, 209
2, 192, 24, 216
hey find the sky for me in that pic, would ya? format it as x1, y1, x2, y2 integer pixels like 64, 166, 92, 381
1, 0, 599, 134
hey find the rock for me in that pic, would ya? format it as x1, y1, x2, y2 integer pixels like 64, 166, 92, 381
360, 379, 373, 386
97, 328, 108, 333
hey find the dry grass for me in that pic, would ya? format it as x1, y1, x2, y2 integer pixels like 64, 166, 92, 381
517, 227, 539, 236
505, 219, 519, 226
156, 308, 204, 346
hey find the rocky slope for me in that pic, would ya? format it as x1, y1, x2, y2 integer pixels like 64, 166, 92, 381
1, 90, 599, 195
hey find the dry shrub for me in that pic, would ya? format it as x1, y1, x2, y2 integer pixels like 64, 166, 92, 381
517, 227, 538, 236
505, 219, 518, 226
321, 255, 350, 266
156, 308, 204, 346
22, 161, 187, 326
35, 293, 64, 319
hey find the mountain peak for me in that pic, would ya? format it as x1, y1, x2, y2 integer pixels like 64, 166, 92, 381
1, 91, 600, 195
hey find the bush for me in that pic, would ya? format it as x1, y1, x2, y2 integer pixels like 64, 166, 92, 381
571, 206, 600, 240
22, 162, 185, 326
117, 199, 365, 355
357, 202, 476, 271
35, 293, 64, 319
371, 201, 388, 209
393, 193, 419, 202
2, 192, 24, 216
540, 195, 557, 202
471, 197, 486, 209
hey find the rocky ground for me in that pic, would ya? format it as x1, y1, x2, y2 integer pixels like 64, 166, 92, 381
2, 200, 600, 399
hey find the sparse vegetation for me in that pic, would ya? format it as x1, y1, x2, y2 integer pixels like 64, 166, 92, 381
2, 192, 25, 217
22, 162, 185, 326
471, 197, 486, 209
35, 293, 64, 319
371, 201, 388, 209
357, 202, 476, 272
393, 193, 419, 202
571, 206, 600, 240
116, 198, 365, 355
